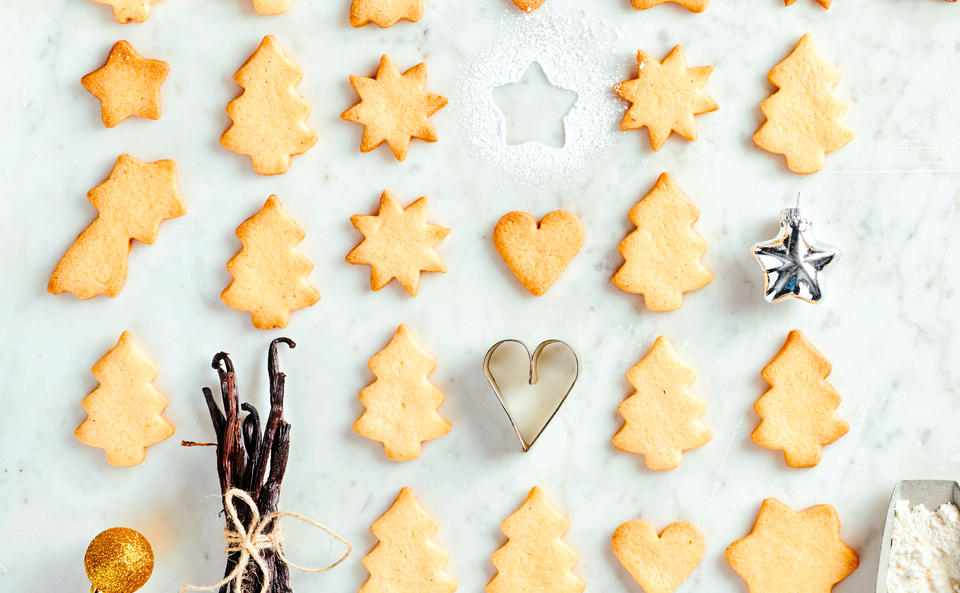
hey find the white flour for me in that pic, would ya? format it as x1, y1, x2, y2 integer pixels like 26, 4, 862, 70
454, 7, 622, 183
887, 499, 960, 593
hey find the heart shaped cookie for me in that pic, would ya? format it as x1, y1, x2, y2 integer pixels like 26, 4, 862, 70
612, 520, 704, 593
494, 210, 584, 296
483, 339, 579, 451
513, 0, 546, 11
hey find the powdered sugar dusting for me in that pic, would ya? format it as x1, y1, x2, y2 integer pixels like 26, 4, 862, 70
454, 8, 622, 182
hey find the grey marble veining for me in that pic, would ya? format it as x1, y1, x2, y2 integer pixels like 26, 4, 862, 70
1, 1, 960, 592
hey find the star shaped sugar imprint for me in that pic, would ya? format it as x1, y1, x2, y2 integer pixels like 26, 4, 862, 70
752, 208, 838, 303
346, 191, 449, 296
82, 41, 168, 128
341, 55, 448, 161
614, 46, 717, 151
492, 63, 578, 149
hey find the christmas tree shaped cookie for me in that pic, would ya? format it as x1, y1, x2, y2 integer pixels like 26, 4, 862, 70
754, 35, 853, 174
613, 337, 712, 470
487, 487, 584, 593
49, 154, 185, 299
354, 325, 451, 461
75, 331, 175, 466
350, 0, 423, 27
222, 196, 320, 330
614, 46, 717, 151
89, 0, 162, 23
221, 35, 317, 175
360, 488, 458, 593
727, 499, 859, 593
341, 55, 448, 161
611, 173, 712, 312
751, 330, 848, 468
347, 191, 449, 296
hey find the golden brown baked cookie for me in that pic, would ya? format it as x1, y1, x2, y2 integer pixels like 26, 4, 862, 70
221, 35, 317, 175
727, 498, 859, 593
612, 520, 705, 593
754, 35, 853, 174
613, 337, 712, 470
346, 191, 449, 296
614, 46, 717, 151
253, 0, 292, 14
630, 0, 708, 12
350, 0, 423, 26
611, 173, 712, 311
751, 330, 848, 468
82, 41, 168, 128
785, 0, 830, 8
488, 487, 584, 593
341, 55, 448, 161
493, 210, 584, 296
354, 325, 451, 461
221, 195, 320, 330
361, 488, 458, 593
75, 331, 175, 467
89, 0, 162, 23
513, 0, 546, 11
48, 155, 185, 299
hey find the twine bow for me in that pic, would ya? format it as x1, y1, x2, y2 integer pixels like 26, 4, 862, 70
181, 488, 352, 593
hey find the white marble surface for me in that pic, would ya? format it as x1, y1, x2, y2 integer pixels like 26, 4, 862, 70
2, 0, 960, 592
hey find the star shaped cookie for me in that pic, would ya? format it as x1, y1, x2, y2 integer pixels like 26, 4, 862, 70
346, 191, 449, 296
90, 0, 163, 23
82, 41, 168, 128
48, 154, 185, 299
341, 55, 448, 161
350, 0, 423, 27
727, 499, 858, 593
614, 46, 717, 151
630, 0, 709, 12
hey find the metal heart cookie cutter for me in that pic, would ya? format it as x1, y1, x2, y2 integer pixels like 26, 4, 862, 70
875, 479, 960, 593
483, 339, 579, 452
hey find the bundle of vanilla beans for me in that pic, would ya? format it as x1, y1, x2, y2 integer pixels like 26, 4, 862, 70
188, 338, 296, 593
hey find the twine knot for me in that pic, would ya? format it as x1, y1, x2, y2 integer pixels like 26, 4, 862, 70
181, 488, 351, 593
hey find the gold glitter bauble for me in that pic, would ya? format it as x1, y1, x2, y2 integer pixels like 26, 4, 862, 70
84, 527, 154, 593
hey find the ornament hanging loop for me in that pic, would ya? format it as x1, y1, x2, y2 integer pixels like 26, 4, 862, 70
782, 207, 810, 232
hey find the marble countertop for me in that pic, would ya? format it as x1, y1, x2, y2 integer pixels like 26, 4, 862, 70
2, 0, 960, 592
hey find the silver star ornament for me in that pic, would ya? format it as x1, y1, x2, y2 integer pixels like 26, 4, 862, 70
751, 208, 839, 304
